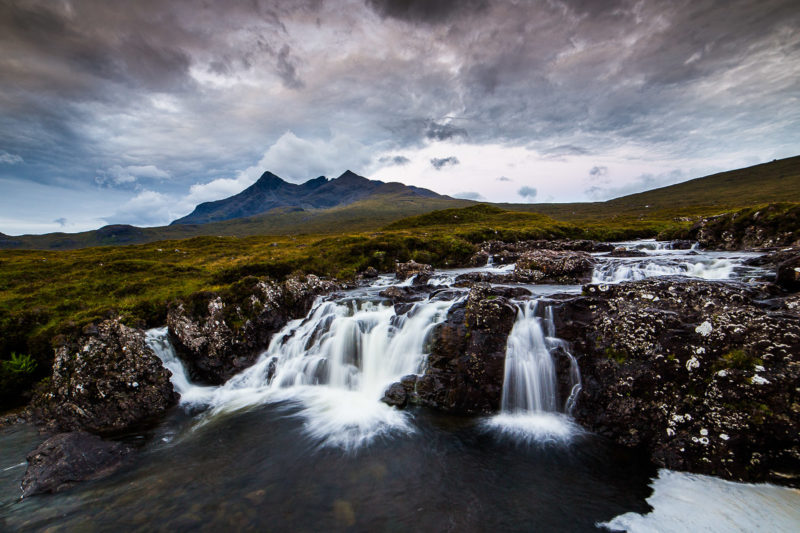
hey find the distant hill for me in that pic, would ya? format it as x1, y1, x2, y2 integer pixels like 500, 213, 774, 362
171, 170, 443, 225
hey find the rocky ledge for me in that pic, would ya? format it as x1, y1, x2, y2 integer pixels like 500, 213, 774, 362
382, 283, 518, 413
470, 239, 613, 266
167, 274, 341, 384
457, 249, 595, 285
32, 318, 177, 435
555, 277, 800, 485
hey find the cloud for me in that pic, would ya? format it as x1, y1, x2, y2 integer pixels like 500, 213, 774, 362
105, 189, 176, 226
452, 191, 485, 201
430, 156, 460, 170
497, 176, 512, 182
518, 186, 538, 200
378, 155, 411, 166
425, 121, 468, 141
585, 169, 686, 200
589, 166, 608, 177
366, 0, 488, 25
95, 165, 171, 187
0, 151, 23, 164
276, 45, 304, 90
53, 217, 67, 227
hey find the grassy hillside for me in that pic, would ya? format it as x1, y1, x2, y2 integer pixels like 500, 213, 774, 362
505, 155, 800, 222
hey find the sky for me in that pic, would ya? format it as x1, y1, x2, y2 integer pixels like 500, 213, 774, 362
1, 0, 799, 235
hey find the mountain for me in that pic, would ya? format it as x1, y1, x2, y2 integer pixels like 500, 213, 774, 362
171, 170, 443, 225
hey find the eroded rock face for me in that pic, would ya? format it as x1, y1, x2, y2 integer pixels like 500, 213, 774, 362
395, 260, 434, 284
514, 250, 595, 284
21, 432, 133, 497
776, 255, 800, 292
555, 278, 800, 485
681, 204, 800, 250
33, 319, 176, 434
167, 275, 340, 384
469, 239, 613, 266
402, 283, 518, 414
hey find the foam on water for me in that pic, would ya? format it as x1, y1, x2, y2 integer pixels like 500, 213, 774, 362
600, 469, 800, 533
484, 412, 583, 444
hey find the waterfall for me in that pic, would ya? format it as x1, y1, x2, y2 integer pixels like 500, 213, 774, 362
147, 297, 456, 448
488, 299, 583, 442
592, 257, 737, 283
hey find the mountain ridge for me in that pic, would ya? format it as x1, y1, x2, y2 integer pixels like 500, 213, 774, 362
171, 169, 443, 225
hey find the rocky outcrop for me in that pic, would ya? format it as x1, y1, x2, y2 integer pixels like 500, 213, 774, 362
21, 432, 133, 497
167, 275, 340, 384
387, 284, 517, 414
555, 278, 800, 485
776, 255, 800, 292
469, 239, 613, 265
514, 250, 595, 284
395, 260, 434, 284
32, 319, 176, 434
675, 204, 800, 250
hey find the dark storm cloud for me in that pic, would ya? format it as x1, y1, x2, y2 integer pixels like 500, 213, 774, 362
430, 156, 459, 170
366, 0, 488, 24
589, 166, 608, 177
379, 155, 411, 166
425, 121, 468, 141
1, 0, 799, 232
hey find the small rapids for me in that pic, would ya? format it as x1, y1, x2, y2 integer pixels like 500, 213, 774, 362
147, 298, 455, 448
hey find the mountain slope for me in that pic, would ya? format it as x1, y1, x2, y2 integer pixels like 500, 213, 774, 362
171, 170, 442, 225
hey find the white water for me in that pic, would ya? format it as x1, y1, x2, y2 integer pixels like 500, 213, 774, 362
600, 469, 800, 532
487, 300, 583, 442
592, 257, 738, 283
147, 297, 455, 448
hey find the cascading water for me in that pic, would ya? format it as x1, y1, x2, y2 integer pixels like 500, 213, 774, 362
147, 297, 457, 448
487, 299, 583, 442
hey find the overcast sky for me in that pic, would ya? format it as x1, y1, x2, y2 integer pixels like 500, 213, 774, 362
1, 0, 798, 234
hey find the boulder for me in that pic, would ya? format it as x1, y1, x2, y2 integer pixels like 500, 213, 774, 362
395, 260, 434, 284
776, 255, 800, 292
167, 275, 340, 384
515, 250, 595, 284
33, 319, 176, 434
21, 432, 133, 497
409, 284, 517, 414
555, 278, 800, 485
469, 239, 613, 266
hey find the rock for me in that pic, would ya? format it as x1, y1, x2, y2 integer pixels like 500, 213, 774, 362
555, 278, 800, 485
677, 204, 800, 250
379, 286, 425, 304
167, 275, 340, 384
362, 266, 379, 278
469, 250, 490, 267
515, 250, 595, 284
606, 247, 649, 257
776, 255, 800, 292
395, 260, 434, 284
32, 319, 177, 434
411, 284, 517, 414
21, 432, 133, 497
380, 382, 408, 407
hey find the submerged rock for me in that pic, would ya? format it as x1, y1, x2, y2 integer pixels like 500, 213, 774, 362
395, 260, 434, 285
21, 432, 133, 497
167, 275, 340, 384
33, 319, 176, 434
556, 278, 800, 485
409, 283, 517, 414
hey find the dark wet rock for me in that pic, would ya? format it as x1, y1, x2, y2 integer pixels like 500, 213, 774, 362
32, 319, 177, 434
669, 240, 695, 250
167, 275, 340, 384
21, 432, 133, 497
776, 255, 800, 292
361, 266, 379, 278
454, 272, 514, 285
395, 260, 434, 284
515, 250, 595, 284
555, 278, 800, 486
606, 247, 649, 257
409, 283, 517, 414
469, 250, 490, 267
379, 286, 426, 304
380, 382, 408, 407
744, 247, 798, 267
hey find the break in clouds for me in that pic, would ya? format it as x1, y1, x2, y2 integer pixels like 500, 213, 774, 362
1, 0, 799, 232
